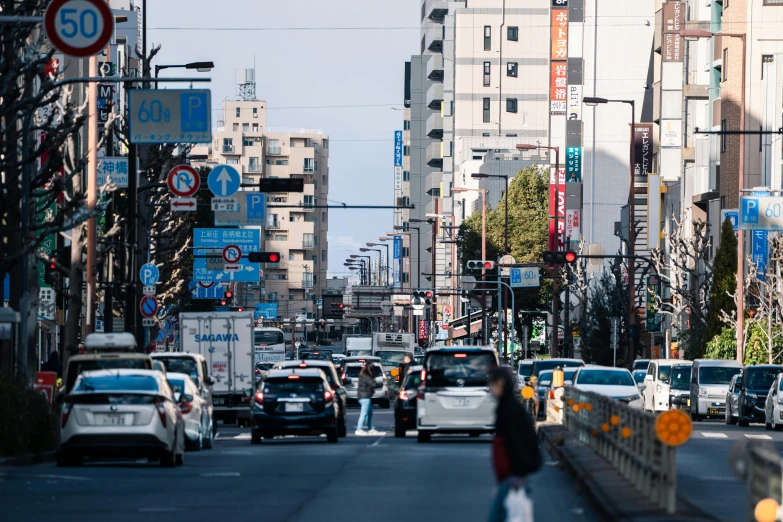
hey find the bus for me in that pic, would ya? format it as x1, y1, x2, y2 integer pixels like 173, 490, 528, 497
253, 327, 286, 371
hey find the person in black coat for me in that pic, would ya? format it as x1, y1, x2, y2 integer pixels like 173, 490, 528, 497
487, 366, 541, 521
41, 350, 63, 378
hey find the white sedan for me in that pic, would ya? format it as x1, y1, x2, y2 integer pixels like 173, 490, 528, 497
764, 372, 783, 431
571, 366, 643, 408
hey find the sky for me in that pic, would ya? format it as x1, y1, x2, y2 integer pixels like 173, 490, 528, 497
147, 0, 421, 281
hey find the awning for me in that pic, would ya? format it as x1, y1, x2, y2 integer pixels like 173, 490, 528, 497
450, 320, 484, 339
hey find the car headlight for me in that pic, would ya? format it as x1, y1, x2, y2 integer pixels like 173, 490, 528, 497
777, 399, 783, 406
699, 388, 707, 397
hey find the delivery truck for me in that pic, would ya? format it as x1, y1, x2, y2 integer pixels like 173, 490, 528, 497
180, 311, 255, 425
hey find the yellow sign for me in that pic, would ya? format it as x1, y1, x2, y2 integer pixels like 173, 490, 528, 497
655, 409, 692, 447
521, 386, 535, 400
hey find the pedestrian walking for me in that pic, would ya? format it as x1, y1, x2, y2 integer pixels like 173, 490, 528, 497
41, 350, 63, 378
356, 362, 382, 436
487, 366, 541, 522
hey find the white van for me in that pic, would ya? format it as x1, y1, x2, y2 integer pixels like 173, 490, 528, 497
689, 359, 743, 421
641, 359, 692, 413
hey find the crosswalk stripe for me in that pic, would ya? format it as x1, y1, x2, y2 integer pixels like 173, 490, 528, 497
745, 434, 773, 440
700, 432, 728, 438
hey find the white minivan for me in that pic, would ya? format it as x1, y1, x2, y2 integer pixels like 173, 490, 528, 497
690, 359, 743, 421
641, 359, 692, 413
417, 347, 499, 442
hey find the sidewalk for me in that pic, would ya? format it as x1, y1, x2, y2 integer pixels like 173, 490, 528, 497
0, 451, 55, 467
540, 424, 718, 522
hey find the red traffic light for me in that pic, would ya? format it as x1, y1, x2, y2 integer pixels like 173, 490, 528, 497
220, 299, 227, 306
483, 261, 493, 269
425, 291, 433, 299
268, 252, 280, 263
49, 257, 56, 269
225, 291, 233, 299
237, 307, 244, 312
337, 303, 345, 309
564, 251, 577, 263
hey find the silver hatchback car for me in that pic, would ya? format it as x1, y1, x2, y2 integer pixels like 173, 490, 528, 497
341, 356, 391, 408
56, 369, 186, 467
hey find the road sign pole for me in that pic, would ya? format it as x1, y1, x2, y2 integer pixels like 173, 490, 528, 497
127, 80, 139, 341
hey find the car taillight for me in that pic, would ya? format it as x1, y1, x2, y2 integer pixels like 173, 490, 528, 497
288, 375, 300, 380
242, 396, 251, 404
179, 402, 193, 414
61, 397, 74, 429
324, 390, 333, 403
155, 397, 168, 428
420, 369, 427, 381
454, 353, 467, 358
255, 391, 265, 404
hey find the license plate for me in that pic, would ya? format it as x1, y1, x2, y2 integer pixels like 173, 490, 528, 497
452, 397, 471, 408
708, 408, 719, 415
97, 414, 126, 425
285, 403, 304, 412
213, 398, 225, 405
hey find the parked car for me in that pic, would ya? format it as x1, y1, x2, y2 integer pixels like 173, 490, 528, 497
764, 372, 783, 431
151, 353, 215, 437
633, 359, 651, 373
166, 372, 214, 450
724, 374, 743, 425
517, 360, 534, 387
535, 368, 577, 417
341, 356, 390, 408
642, 359, 692, 413
528, 358, 585, 383
737, 364, 783, 426
571, 366, 642, 408
273, 359, 348, 437
416, 347, 499, 442
668, 364, 692, 411
57, 369, 185, 467
689, 359, 743, 421
394, 364, 423, 438
632, 370, 647, 389
251, 368, 340, 443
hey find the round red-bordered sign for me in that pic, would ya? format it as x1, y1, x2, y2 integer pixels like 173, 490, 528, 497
167, 165, 201, 198
198, 281, 215, 289
139, 296, 158, 319
44, 0, 114, 58
223, 245, 242, 264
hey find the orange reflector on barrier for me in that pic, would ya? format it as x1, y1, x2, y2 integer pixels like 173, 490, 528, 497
754, 498, 780, 522
654, 409, 692, 447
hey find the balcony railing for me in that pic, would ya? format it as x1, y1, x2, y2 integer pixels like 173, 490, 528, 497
222, 145, 234, 153
248, 163, 261, 172
302, 240, 314, 249
267, 146, 281, 155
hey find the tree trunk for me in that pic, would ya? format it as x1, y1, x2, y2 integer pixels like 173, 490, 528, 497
63, 187, 85, 368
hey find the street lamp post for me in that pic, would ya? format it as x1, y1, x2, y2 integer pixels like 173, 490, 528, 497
350, 255, 372, 285
366, 243, 390, 285
154, 61, 215, 78
471, 174, 509, 254
452, 187, 488, 343
395, 226, 423, 288
680, 29, 747, 362
360, 248, 384, 285
583, 96, 637, 362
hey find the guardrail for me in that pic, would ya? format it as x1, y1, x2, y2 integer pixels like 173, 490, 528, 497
746, 445, 783, 522
561, 387, 679, 514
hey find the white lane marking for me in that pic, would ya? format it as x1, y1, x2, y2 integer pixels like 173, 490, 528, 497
700, 432, 728, 438
745, 434, 773, 440
233, 433, 251, 440
200, 472, 241, 477
368, 435, 386, 447
13, 474, 91, 481
138, 507, 186, 513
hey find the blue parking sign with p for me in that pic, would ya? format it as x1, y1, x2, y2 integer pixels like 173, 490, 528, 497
247, 193, 265, 219
741, 197, 759, 224
181, 92, 208, 132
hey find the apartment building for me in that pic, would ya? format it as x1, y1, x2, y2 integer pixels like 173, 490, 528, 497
192, 82, 329, 321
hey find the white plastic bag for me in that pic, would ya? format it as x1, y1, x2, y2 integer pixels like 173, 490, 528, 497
504, 486, 534, 522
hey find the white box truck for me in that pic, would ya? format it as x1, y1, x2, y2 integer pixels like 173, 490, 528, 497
180, 311, 255, 425
344, 335, 373, 357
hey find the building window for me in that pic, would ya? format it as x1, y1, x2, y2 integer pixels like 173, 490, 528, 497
403, 145, 410, 156
763, 0, 783, 4
232, 123, 239, 132
304, 158, 315, 172
507, 26, 519, 41
507, 62, 518, 77
481, 133, 490, 138
289, 294, 294, 301
323, 139, 328, 149
252, 123, 259, 132
403, 120, 410, 130
242, 138, 254, 147
322, 250, 327, 262
268, 139, 280, 155
253, 107, 258, 117
722, 48, 728, 81
249, 157, 260, 172
242, 123, 249, 132
762, 55, 774, 79
235, 107, 240, 117
721, 119, 727, 151
721, 195, 726, 209
482, 98, 490, 123
483, 61, 491, 87
304, 195, 315, 209
506, 98, 518, 113
403, 170, 410, 181
484, 25, 491, 51
227, 158, 238, 165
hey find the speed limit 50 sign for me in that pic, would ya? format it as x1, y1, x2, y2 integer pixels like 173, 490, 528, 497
44, 0, 114, 58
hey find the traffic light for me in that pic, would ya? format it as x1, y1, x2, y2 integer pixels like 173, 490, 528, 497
328, 302, 346, 318
230, 306, 244, 312
412, 290, 433, 306
41, 248, 70, 286
466, 260, 495, 270
248, 252, 281, 263
225, 290, 233, 299
220, 299, 227, 306
542, 251, 577, 264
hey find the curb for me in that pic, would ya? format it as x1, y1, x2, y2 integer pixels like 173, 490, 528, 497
539, 425, 718, 522
0, 450, 56, 467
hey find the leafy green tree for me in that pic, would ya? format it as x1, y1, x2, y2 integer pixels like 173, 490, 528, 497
704, 326, 737, 360
705, 219, 737, 344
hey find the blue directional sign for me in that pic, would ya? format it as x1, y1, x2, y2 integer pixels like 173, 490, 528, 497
753, 190, 769, 281
509, 267, 540, 288
208, 165, 241, 197
214, 192, 266, 226
128, 89, 211, 144
254, 303, 278, 320
193, 228, 261, 282
139, 263, 159, 286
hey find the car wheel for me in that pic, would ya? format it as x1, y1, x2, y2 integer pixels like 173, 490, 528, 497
56, 453, 82, 467
327, 428, 339, 443
394, 417, 406, 438
738, 406, 750, 427
775, 420, 783, 432
176, 445, 185, 466
251, 432, 262, 445
203, 420, 214, 449
417, 430, 431, 443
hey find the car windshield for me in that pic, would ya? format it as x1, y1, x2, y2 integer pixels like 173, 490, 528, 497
576, 369, 634, 387
534, 360, 583, 376
256, 362, 275, 372
74, 374, 159, 393
747, 367, 782, 391
301, 352, 330, 361
168, 379, 187, 394
670, 367, 691, 389
699, 366, 741, 385
538, 371, 553, 385
255, 331, 284, 344
345, 365, 383, 378
426, 353, 496, 387
633, 360, 649, 371
67, 358, 150, 392
155, 357, 200, 386
376, 350, 409, 369
633, 371, 646, 384
658, 366, 671, 383
518, 363, 533, 377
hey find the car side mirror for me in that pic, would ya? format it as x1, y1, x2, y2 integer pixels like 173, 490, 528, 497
343, 377, 352, 385
638, 384, 647, 391
207, 376, 216, 386
179, 393, 193, 403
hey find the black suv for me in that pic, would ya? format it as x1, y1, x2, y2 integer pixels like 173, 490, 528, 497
737, 364, 783, 426
251, 368, 340, 444
394, 364, 423, 438
272, 359, 348, 437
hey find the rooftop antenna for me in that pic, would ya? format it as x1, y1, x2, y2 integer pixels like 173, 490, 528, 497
236, 67, 256, 101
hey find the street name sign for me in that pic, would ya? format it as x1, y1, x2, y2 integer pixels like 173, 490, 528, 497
193, 228, 261, 282
214, 192, 266, 226
128, 89, 211, 144
44, 0, 114, 58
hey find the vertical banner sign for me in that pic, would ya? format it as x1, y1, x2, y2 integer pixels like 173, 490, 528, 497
646, 274, 661, 332
550, 9, 568, 60
394, 131, 403, 167
394, 130, 403, 228
633, 123, 653, 183
565, 210, 580, 250
752, 189, 769, 281
662, 1, 683, 62
37, 134, 58, 289
550, 62, 568, 113
549, 3, 568, 114
393, 235, 402, 289
549, 168, 566, 250
418, 319, 429, 340
566, 146, 582, 182
567, 85, 582, 121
